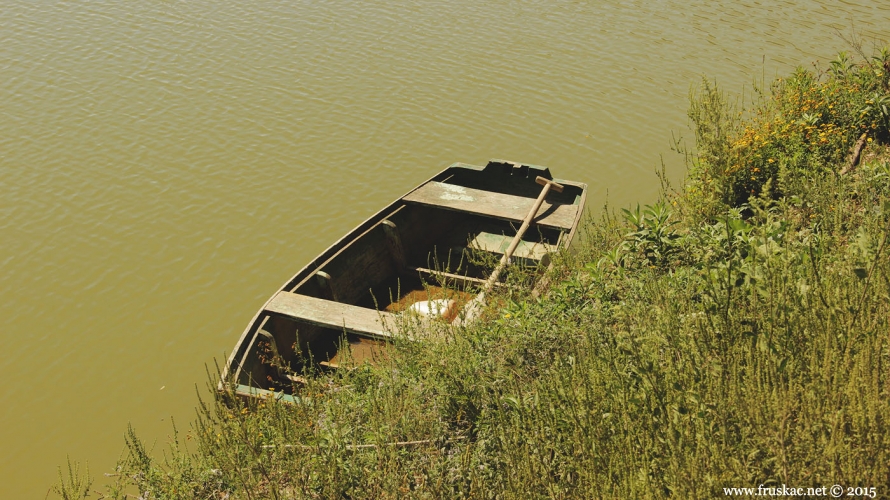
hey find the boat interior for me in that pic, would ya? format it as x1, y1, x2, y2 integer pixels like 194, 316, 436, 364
229, 163, 585, 395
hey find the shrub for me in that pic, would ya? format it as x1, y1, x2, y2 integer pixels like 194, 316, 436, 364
688, 49, 890, 211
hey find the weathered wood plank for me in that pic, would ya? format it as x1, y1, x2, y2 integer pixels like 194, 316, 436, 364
469, 231, 555, 261
314, 271, 338, 301
411, 266, 489, 287
265, 291, 401, 340
381, 220, 409, 273
402, 182, 577, 230
410, 266, 510, 290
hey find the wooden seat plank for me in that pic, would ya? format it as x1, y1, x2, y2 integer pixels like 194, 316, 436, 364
469, 231, 555, 260
402, 182, 577, 230
265, 292, 401, 340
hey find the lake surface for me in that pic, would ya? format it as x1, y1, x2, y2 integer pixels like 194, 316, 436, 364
1, 1, 887, 496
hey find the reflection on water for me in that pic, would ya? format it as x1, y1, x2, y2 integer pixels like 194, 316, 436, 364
0, 0, 887, 496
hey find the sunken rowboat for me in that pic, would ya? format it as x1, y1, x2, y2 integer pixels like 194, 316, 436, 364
220, 160, 588, 401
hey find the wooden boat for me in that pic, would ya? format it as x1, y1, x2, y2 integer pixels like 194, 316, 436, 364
220, 160, 587, 401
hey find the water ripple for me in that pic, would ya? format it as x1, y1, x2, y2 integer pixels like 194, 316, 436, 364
1, 0, 888, 496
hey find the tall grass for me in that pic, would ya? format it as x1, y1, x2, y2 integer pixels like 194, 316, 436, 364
58, 49, 890, 498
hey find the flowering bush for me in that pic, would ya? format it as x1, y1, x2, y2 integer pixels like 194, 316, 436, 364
688, 49, 890, 211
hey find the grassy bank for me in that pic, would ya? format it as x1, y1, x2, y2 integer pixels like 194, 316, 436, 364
57, 48, 890, 499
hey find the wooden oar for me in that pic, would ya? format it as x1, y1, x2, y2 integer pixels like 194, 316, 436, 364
455, 176, 564, 325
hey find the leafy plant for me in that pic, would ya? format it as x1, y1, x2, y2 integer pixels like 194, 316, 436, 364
51, 458, 92, 500
620, 201, 681, 267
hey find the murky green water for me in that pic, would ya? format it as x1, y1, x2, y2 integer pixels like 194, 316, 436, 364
1, 1, 887, 496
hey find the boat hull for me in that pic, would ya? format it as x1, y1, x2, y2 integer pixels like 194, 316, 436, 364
220, 160, 588, 400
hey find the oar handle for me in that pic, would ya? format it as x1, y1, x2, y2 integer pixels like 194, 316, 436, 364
535, 176, 564, 193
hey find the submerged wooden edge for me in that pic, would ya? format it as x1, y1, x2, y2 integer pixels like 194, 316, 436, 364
233, 384, 301, 404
